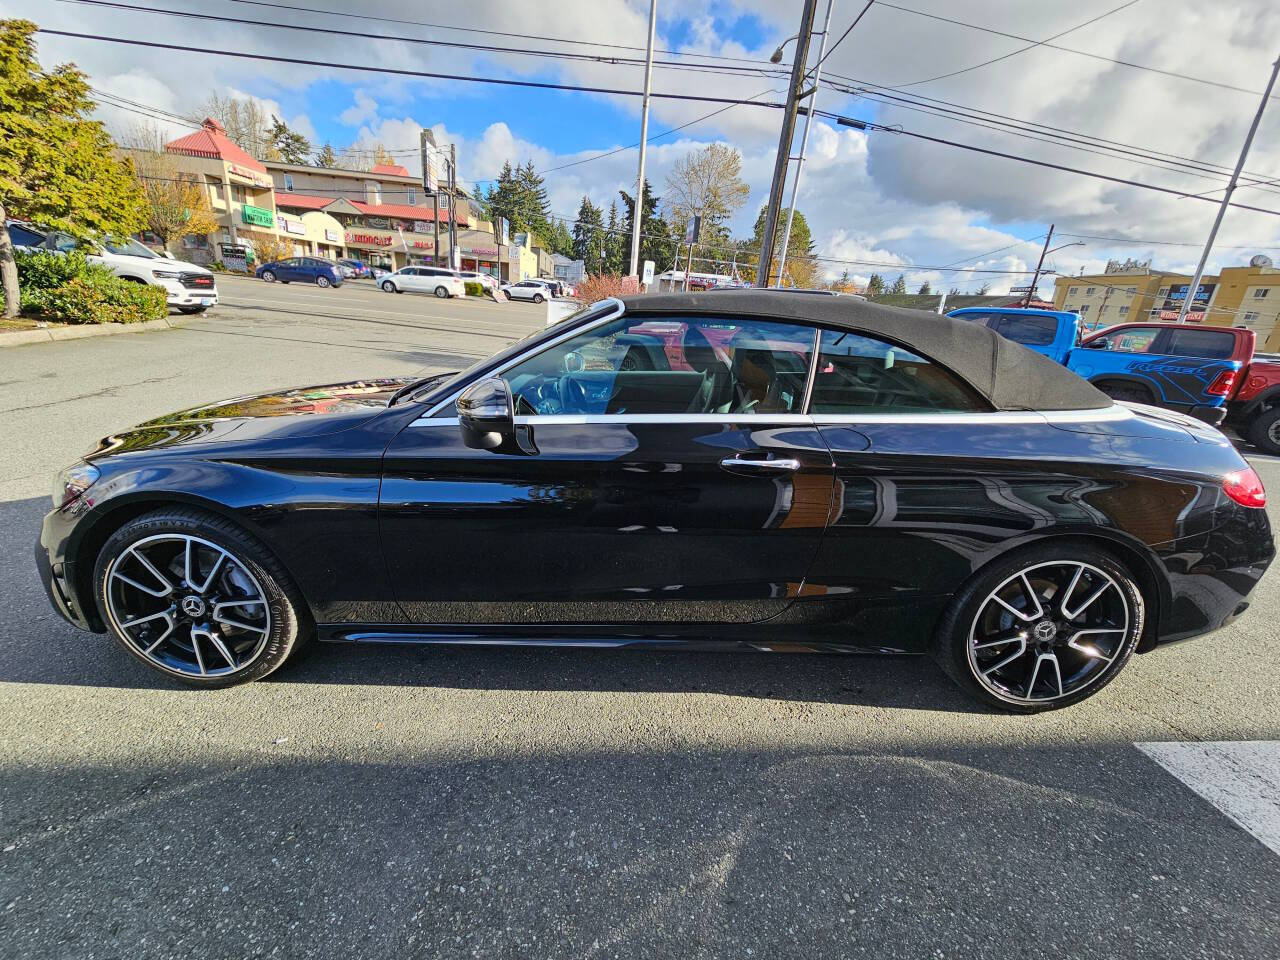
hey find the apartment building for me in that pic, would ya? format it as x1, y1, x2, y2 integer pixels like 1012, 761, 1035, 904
1051, 259, 1206, 327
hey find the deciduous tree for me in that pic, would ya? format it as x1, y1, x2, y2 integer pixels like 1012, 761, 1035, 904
191, 93, 268, 159
664, 143, 749, 244
130, 150, 220, 252
745, 204, 817, 287
0, 19, 147, 317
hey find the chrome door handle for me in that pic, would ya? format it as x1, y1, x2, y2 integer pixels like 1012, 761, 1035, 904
720, 456, 802, 473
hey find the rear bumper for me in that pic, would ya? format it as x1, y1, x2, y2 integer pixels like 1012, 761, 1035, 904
1181, 404, 1227, 427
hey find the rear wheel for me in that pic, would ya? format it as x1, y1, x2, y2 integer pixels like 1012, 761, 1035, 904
434, 285, 449, 298
316, 275, 331, 288
1094, 379, 1154, 404
933, 543, 1144, 712
93, 509, 310, 687
381, 280, 397, 293
177, 306, 208, 315
1246, 406, 1280, 455
261, 270, 276, 283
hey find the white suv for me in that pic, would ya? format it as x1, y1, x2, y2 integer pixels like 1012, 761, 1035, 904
44, 230, 218, 314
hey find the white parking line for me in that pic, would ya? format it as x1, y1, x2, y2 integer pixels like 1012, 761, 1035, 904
1136, 741, 1280, 856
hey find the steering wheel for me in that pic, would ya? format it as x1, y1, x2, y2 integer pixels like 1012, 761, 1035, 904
559, 374, 590, 413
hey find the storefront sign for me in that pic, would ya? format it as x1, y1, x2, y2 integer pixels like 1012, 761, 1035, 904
461, 245, 499, 258
409, 238, 434, 251
324, 228, 341, 243
275, 215, 306, 236
227, 163, 272, 188
345, 231, 394, 247
241, 204, 274, 227
413, 220, 431, 234
366, 216, 390, 229
1159, 282, 1216, 316
219, 242, 249, 272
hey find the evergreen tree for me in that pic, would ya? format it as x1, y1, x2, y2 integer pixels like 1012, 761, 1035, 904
619, 179, 674, 275
571, 196, 604, 276
747, 204, 816, 287
515, 160, 551, 237
315, 142, 338, 168
267, 115, 312, 165
917, 281, 933, 295
890, 273, 908, 295
866, 274, 885, 296
603, 200, 624, 274
548, 219, 574, 257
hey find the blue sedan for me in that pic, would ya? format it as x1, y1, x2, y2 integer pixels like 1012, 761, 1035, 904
256, 257, 344, 287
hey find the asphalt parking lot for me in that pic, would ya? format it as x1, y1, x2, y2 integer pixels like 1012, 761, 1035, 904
1, 274, 1278, 959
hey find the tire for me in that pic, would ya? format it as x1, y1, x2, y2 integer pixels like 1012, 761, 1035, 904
434, 285, 449, 298
1094, 379, 1154, 404
1246, 406, 1280, 456
504, 291, 512, 300
316, 275, 331, 288
177, 306, 208, 315
533, 293, 545, 304
92, 508, 311, 688
381, 280, 396, 293
262, 271, 276, 283
932, 542, 1145, 712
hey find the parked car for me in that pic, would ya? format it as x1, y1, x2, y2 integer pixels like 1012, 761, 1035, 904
10, 223, 219, 314
458, 270, 499, 292
367, 265, 390, 280
1224, 350, 1280, 454
379, 265, 466, 298
949, 308, 1247, 427
36, 291, 1273, 711
256, 257, 344, 287
337, 259, 371, 279
501, 280, 550, 303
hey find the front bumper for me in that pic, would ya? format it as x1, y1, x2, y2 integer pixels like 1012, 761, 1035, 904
155, 277, 219, 308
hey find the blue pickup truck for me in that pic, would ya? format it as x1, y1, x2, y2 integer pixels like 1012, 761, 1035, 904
947, 307, 1245, 426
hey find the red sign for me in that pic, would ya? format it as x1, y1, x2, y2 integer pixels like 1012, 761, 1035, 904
345, 231, 393, 247
1159, 310, 1204, 322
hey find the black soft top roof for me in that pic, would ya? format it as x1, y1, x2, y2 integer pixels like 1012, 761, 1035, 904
621, 290, 1110, 412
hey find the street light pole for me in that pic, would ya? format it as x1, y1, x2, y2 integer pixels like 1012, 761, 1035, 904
628, 0, 658, 279
775, 0, 835, 288
1177, 52, 1280, 323
755, 0, 819, 288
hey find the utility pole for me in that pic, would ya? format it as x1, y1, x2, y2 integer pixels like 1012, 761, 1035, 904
1178, 53, 1279, 322
1024, 224, 1054, 307
776, 0, 835, 287
422, 129, 440, 268
448, 143, 458, 271
628, 0, 658, 279
756, 0, 819, 288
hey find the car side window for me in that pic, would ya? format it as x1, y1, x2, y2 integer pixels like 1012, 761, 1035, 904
809, 330, 987, 413
1104, 327, 1161, 353
1161, 328, 1235, 360
501, 314, 815, 417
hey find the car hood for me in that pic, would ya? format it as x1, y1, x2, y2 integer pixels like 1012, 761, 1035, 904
101, 252, 212, 275
88, 378, 415, 456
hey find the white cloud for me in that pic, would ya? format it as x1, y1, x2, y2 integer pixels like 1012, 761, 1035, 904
339, 90, 379, 128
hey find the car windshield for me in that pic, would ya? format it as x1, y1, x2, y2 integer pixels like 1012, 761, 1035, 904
101, 237, 159, 259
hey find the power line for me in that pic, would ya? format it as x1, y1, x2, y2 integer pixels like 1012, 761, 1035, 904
874, 1, 1280, 100
225, 0, 786, 68
1056, 232, 1280, 249
818, 109, 1280, 217
816, 1, 876, 68
53, 0, 787, 80
39, 29, 790, 111
889, 0, 1140, 88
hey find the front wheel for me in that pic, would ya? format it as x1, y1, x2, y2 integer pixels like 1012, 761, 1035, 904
316, 275, 331, 288
533, 293, 545, 303
933, 543, 1144, 712
261, 271, 276, 283
1246, 406, 1280, 455
93, 509, 310, 687
381, 280, 397, 293
434, 285, 449, 298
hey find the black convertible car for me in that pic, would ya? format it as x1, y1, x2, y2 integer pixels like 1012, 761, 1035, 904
38, 291, 1273, 711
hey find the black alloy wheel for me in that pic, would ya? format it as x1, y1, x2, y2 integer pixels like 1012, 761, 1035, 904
934, 544, 1144, 712
94, 509, 309, 687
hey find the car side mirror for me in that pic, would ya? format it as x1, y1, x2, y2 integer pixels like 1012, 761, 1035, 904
1084, 338, 1109, 350
162, 251, 175, 260
456, 378, 537, 455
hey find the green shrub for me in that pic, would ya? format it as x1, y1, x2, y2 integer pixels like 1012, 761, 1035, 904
23, 274, 167, 325
15, 247, 167, 324
463, 281, 485, 297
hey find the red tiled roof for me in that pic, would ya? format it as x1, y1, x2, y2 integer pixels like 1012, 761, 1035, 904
165, 118, 268, 173
274, 192, 338, 210
352, 200, 467, 225
370, 163, 412, 178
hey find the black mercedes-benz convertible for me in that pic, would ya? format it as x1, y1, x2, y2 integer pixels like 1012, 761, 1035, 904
37, 291, 1274, 711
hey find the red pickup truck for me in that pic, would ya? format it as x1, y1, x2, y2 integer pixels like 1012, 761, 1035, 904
1226, 349, 1280, 455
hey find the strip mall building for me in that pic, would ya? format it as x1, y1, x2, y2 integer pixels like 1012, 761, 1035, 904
152, 118, 521, 276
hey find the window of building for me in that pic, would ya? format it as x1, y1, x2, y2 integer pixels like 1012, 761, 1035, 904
1242, 311, 1261, 326
810, 330, 987, 413
1253, 288, 1271, 299
1118, 305, 1130, 316
1085, 286, 1096, 296
1079, 304, 1090, 315
232, 185, 246, 204
1157, 286, 1169, 297
284, 173, 294, 191
501, 314, 816, 416
407, 186, 416, 205
370, 184, 382, 204
1125, 287, 1136, 296
1068, 286, 1079, 296
208, 182, 220, 202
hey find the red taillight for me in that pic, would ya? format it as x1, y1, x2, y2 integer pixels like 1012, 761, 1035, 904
1223, 468, 1266, 508
1207, 369, 1238, 396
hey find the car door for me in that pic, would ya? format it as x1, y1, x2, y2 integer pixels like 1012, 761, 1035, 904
276, 258, 300, 281
803, 328, 1051, 649
379, 309, 836, 626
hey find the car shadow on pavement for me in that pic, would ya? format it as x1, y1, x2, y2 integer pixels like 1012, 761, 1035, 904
3, 494, 980, 713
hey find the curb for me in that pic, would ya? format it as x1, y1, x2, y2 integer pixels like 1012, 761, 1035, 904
0, 314, 191, 348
